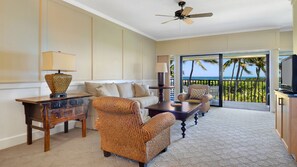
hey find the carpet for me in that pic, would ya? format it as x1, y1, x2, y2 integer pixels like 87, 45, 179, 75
0, 107, 296, 167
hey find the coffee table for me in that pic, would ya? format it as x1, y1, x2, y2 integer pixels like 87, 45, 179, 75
145, 101, 201, 138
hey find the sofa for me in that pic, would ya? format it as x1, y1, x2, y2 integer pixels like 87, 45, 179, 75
177, 84, 213, 115
93, 96, 175, 167
84, 82, 159, 129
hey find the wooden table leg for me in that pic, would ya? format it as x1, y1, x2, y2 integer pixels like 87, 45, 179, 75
82, 119, 86, 137
181, 121, 186, 138
27, 119, 32, 145
44, 124, 50, 152
64, 121, 68, 133
194, 113, 198, 125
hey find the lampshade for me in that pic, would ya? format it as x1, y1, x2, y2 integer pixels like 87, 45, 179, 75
42, 51, 76, 98
155, 63, 168, 73
42, 51, 76, 72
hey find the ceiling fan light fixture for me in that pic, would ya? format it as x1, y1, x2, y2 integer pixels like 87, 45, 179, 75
155, 1, 213, 24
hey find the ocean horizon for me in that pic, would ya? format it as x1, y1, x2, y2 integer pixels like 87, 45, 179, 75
182, 76, 265, 80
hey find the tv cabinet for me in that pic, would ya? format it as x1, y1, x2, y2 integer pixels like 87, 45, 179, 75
274, 90, 297, 161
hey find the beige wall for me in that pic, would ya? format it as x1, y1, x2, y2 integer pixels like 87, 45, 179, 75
0, 0, 39, 82
0, 0, 156, 83
92, 17, 123, 80
280, 31, 293, 51
156, 29, 291, 55
293, 0, 297, 53
45, 0, 92, 81
0, 0, 156, 150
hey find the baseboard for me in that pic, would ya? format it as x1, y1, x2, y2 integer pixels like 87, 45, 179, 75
0, 121, 75, 150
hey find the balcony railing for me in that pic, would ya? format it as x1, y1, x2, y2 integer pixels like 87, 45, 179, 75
170, 78, 266, 103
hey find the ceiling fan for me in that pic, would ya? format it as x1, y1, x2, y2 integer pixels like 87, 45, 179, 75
156, 1, 213, 24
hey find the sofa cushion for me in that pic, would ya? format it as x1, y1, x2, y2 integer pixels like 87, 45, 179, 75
96, 87, 112, 97
189, 88, 206, 99
129, 96, 158, 108
117, 83, 134, 98
134, 83, 150, 97
102, 83, 120, 97
85, 82, 102, 96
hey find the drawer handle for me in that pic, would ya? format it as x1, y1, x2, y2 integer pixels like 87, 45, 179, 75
278, 98, 283, 105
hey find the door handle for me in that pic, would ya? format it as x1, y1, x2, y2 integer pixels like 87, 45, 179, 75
278, 97, 283, 105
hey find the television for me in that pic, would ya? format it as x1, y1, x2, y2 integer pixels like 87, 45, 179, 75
280, 54, 297, 93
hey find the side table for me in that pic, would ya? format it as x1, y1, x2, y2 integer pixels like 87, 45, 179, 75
149, 86, 174, 102
16, 93, 91, 152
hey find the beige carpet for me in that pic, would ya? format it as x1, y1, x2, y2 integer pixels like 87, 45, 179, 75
0, 107, 297, 167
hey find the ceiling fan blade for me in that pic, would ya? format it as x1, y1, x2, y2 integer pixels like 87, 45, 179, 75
155, 14, 175, 17
188, 12, 213, 18
183, 18, 193, 25
161, 18, 179, 24
181, 7, 193, 16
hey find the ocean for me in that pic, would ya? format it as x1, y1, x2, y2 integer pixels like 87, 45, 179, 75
182, 76, 265, 80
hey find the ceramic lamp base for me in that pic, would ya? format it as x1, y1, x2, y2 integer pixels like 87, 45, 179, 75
158, 72, 165, 87
45, 73, 72, 98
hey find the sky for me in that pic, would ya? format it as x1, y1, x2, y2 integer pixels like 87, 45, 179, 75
182, 59, 266, 78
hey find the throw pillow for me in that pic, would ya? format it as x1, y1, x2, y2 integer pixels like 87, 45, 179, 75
134, 83, 150, 97
96, 87, 112, 97
102, 83, 120, 97
189, 88, 206, 99
85, 82, 102, 96
116, 83, 134, 98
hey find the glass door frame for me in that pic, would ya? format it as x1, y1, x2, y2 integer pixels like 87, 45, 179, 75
180, 54, 223, 107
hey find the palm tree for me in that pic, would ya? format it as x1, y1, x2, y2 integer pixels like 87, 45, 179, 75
239, 59, 252, 80
234, 59, 252, 100
223, 58, 239, 100
246, 57, 266, 102
187, 59, 218, 86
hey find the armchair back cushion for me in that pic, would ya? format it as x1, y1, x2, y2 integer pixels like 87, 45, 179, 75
189, 88, 206, 99
189, 84, 209, 94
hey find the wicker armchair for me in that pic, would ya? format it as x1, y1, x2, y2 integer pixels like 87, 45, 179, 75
93, 97, 176, 167
177, 84, 213, 115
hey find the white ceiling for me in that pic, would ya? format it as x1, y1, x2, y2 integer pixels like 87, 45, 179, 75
64, 0, 293, 41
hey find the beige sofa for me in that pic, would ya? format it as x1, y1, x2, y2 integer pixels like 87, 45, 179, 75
84, 82, 159, 129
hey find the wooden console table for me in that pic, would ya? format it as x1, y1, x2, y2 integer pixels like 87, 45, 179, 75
149, 86, 174, 102
16, 93, 91, 152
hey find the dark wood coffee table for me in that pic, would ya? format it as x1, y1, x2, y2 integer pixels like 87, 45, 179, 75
145, 101, 201, 138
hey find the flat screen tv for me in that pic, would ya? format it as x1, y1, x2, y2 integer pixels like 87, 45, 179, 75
281, 54, 297, 93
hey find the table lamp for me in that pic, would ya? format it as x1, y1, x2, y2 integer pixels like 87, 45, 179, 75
155, 62, 168, 87
42, 51, 76, 98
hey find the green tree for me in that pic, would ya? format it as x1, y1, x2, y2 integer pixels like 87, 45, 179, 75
187, 59, 218, 86
223, 58, 239, 100
246, 57, 266, 101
